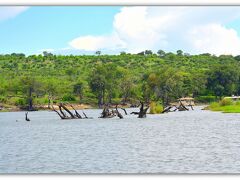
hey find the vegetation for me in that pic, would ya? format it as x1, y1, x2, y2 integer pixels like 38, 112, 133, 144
206, 99, 240, 113
149, 102, 163, 114
1, 50, 240, 111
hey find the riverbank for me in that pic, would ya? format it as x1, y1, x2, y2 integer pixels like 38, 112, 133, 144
0, 103, 93, 112
204, 99, 240, 113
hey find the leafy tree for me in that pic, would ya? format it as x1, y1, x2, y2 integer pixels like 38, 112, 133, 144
145, 50, 153, 56
177, 50, 183, 56
73, 81, 84, 103
207, 65, 240, 98
157, 50, 165, 57
95, 51, 101, 56
20, 75, 42, 110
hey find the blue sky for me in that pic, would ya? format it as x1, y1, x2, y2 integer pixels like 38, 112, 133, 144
0, 6, 120, 55
1, 6, 240, 55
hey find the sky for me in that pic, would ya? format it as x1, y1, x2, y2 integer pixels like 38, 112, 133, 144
1, 6, 240, 55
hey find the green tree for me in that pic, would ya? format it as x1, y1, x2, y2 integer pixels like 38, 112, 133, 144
157, 50, 165, 57
73, 81, 84, 103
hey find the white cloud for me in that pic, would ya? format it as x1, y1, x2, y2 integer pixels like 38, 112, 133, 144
0, 7, 29, 22
188, 24, 240, 55
69, 33, 125, 51
69, 6, 240, 55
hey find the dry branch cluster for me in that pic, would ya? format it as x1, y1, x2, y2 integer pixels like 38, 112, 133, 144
51, 103, 90, 120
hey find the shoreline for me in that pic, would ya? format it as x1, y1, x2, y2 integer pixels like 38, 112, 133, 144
0, 103, 209, 113
0, 103, 94, 113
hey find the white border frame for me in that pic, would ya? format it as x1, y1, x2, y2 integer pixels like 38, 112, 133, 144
1, 0, 240, 6
0, 1, 239, 180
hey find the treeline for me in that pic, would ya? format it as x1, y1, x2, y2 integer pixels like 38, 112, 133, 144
1, 50, 240, 110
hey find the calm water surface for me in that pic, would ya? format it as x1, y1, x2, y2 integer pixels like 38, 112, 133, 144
1, 107, 240, 173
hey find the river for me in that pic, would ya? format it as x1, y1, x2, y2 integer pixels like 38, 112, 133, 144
1, 106, 240, 173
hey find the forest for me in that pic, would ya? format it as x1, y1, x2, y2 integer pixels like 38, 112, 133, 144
1, 50, 240, 111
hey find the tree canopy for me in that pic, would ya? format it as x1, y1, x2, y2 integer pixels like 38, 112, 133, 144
1, 51, 240, 109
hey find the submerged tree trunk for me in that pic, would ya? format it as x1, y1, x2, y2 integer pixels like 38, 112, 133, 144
59, 103, 75, 118
52, 103, 90, 120
137, 101, 149, 118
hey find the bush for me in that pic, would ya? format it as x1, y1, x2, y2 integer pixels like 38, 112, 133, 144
62, 94, 76, 102
0, 96, 7, 103
236, 101, 240, 106
208, 102, 219, 109
7, 97, 26, 106
195, 96, 217, 103
149, 102, 163, 114
219, 98, 233, 106
15, 98, 26, 106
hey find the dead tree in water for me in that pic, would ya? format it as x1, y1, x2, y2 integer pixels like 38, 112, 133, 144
25, 112, 30, 121
99, 107, 116, 118
131, 101, 149, 118
162, 106, 172, 113
138, 102, 149, 118
121, 108, 127, 115
51, 105, 70, 119
99, 105, 124, 119
161, 100, 193, 113
178, 100, 189, 111
51, 103, 90, 120
68, 104, 82, 118
59, 103, 75, 118
115, 105, 123, 119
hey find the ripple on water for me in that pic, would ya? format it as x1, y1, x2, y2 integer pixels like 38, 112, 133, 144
1, 107, 240, 173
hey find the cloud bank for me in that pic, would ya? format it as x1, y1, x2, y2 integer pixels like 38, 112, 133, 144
69, 7, 240, 55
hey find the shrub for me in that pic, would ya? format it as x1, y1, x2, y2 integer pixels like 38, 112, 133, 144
62, 94, 76, 102
195, 96, 217, 103
0, 96, 7, 103
236, 101, 240, 106
15, 98, 26, 106
208, 102, 219, 109
149, 102, 163, 114
219, 98, 233, 106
